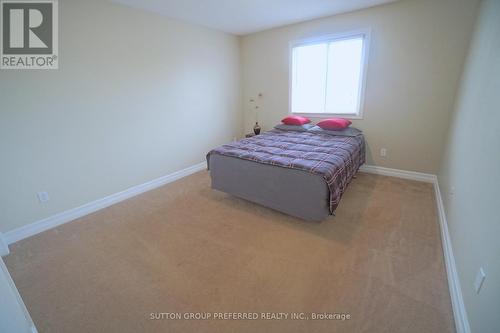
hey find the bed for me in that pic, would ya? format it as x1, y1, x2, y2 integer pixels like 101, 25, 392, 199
206, 128, 365, 221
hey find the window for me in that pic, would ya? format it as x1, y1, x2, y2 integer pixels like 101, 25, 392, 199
290, 32, 369, 118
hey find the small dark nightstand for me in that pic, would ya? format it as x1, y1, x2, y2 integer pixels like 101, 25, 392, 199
245, 133, 256, 138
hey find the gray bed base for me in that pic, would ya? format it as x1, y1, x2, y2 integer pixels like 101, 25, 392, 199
209, 154, 331, 221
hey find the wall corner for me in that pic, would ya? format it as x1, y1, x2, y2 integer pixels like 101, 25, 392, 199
0, 233, 10, 257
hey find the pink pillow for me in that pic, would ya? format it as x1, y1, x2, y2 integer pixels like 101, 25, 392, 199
317, 118, 352, 130
281, 116, 311, 126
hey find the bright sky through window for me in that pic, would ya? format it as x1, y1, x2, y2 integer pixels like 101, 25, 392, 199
291, 34, 367, 117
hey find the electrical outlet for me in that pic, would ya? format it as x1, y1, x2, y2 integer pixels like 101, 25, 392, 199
380, 148, 387, 158
37, 191, 50, 203
450, 186, 456, 196
473, 267, 486, 294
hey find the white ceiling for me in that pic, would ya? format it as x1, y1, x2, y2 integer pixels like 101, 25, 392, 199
111, 0, 398, 35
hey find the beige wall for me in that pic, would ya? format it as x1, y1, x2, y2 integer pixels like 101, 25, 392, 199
0, 0, 242, 233
241, 0, 479, 174
438, 0, 500, 332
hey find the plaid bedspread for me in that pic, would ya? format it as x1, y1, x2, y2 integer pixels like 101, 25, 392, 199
207, 129, 365, 213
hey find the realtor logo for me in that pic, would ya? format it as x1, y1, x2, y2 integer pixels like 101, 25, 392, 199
1, 0, 58, 69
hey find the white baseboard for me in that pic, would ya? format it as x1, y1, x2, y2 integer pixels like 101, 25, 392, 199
0, 233, 9, 257
4, 162, 207, 246
433, 181, 470, 333
359, 164, 437, 183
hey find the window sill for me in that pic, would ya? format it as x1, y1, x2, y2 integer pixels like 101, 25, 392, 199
291, 112, 363, 120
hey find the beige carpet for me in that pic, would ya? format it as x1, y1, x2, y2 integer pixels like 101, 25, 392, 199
5, 171, 454, 333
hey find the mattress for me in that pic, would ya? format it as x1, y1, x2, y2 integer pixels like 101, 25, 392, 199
209, 154, 331, 221
207, 128, 365, 220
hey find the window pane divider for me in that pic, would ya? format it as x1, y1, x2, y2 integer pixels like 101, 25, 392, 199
323, 42, 331, 114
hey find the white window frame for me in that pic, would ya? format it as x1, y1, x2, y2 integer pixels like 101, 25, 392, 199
288, 29, 371, 119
